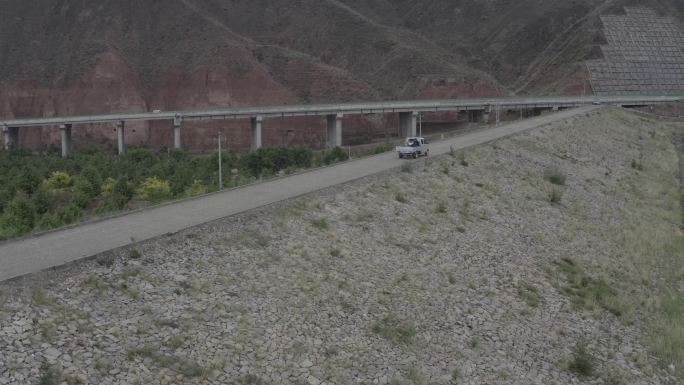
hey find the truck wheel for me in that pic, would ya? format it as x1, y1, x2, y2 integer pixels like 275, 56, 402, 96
413, 152, 418, 159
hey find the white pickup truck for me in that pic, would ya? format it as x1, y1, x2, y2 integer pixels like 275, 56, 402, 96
396, 137, 429, 159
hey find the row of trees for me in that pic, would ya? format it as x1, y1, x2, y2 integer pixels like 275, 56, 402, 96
0, 146, 350, 240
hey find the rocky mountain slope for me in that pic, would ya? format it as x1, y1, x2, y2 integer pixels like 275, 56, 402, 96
1, 0, 682, 117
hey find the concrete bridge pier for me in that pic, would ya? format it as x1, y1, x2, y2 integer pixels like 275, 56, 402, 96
251, 116, 263, 149
3, 126, 19, 149
326, 113, 343, 148
483, 106, 492, 124
173, 116, 182, 149
399, 111, 418, 138
116, 120, 125, 155
59, 124, 72, 157
467, 110, 484, 123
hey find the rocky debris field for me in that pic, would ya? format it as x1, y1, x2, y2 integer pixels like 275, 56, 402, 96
1, 108, 683, 385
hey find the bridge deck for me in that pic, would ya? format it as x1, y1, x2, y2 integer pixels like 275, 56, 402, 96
0, 96, 678, 128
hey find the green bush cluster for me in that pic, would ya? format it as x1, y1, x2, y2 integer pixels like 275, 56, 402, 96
242, 146, 314, 177
0, 145, 350, 240
136, 177, 172, 203
42, 171, 73, 190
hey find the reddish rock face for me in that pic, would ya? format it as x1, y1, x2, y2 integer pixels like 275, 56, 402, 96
1, 0, 681, 151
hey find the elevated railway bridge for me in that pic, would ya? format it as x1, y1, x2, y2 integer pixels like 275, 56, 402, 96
1, 95, 680, 157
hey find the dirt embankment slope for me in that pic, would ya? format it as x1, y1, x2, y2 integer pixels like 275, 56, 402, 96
0, 108, 683, 384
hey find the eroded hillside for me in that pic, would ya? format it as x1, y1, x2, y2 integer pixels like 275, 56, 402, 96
1, 0, 683, 120
0, 108, 682, 384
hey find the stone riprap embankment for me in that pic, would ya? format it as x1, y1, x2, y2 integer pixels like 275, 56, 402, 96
1, 108, 682, 385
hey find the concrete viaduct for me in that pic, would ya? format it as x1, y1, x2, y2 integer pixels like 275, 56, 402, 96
1, 95, 680, 156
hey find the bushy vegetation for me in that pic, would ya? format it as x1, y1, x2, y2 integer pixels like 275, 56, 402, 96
371, 315, 416, 346
567, 342, 596, 377
136, 177, 172, 203
0, 145, 349, 240
543, 166, 566, 185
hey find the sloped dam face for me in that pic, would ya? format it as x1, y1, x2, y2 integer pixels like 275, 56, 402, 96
1, 108, 684, 384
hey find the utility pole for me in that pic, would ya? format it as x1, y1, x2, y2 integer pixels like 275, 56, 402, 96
419, 113, 422, 137
218, 131, 223, 191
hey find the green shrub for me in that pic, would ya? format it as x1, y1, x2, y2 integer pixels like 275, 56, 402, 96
81, 164, 102, 188
73, 175, 100, 199
32, 188, 56, 215
568, 343, 595, 376
16, 167, 42, 195
72, 189, 90, 209
113, 178, 134, 198
42, 171, 73, 190
97, 178, 135, 212
0, 187, 15, 214
136, 177, 172, 203
518, 283, 542, 307
185, 180, 207, 197
101, 178, 117, 195
371, 315, 416, 345
544, 167, 566, 186
72, 174, 102, 208
241, 147, 314, 177
39, 212, 61, 230
322, 147, 349, 165
38, 364, 62, 385
40, 205, 83, 230
311, 217, 329, 230
371, 144, 391, 154
0, 194, 36, 238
